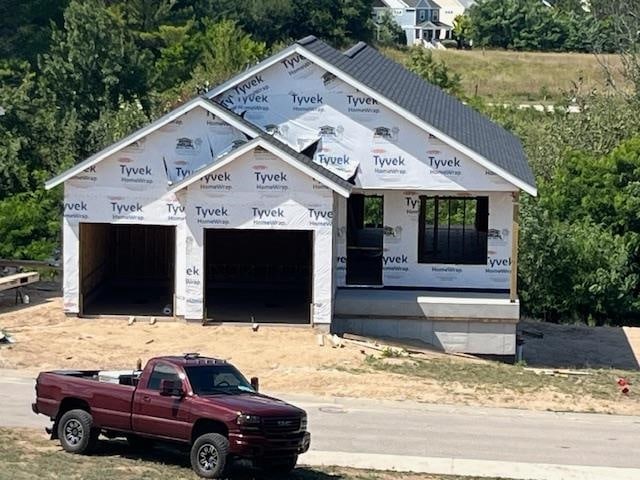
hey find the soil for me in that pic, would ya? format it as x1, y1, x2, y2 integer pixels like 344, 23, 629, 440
1, 284, 639, 415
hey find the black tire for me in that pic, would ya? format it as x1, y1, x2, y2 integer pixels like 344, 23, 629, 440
57, 409, 99, 454
263, 455, 298, 475
126, 434, 154, 452
190, 433, 229, 479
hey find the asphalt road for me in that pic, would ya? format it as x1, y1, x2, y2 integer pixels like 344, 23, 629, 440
2, 371, 640, 470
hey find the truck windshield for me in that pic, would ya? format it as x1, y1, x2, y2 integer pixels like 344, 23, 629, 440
184, 365, 255, 396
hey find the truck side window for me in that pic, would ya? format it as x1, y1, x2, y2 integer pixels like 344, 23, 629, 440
147, 363, 181, 390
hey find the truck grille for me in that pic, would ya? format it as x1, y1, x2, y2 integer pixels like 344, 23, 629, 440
262, 416, 302, 435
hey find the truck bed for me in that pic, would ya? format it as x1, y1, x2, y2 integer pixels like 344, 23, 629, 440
35, 370, 139, 432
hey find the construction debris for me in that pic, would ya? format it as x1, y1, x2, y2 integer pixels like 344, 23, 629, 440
128, 316, 136, 326
329, 334, 344, 348
148, 317, 156, 325
525, 367, 592, 377
316, 333, 325, 347
0, 329, 15, 345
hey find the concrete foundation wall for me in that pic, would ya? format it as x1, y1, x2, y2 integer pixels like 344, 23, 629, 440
333, 289, 518, 355
333, 316, 516, 355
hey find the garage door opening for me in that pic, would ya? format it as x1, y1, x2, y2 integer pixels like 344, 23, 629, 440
205, 229, 313, 324
79, 223, 175, 316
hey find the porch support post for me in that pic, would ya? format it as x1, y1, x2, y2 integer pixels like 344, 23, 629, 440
509, 192, 520, 303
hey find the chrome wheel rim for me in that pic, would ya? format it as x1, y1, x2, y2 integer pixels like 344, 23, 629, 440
64, 419, 83, 446
197, 444, 219, 471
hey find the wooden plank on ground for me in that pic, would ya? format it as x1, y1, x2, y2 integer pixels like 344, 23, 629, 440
0, 272, 40, 292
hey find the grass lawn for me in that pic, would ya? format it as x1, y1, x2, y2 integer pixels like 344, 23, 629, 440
382, 47, 627, 103
0, 428, 510, 480
333, 355, 640, 413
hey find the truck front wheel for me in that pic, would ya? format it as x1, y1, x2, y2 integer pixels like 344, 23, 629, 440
57, 409, 99, 454
190, 433, 229, 478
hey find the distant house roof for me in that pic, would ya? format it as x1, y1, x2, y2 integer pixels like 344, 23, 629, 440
418, 20, 453, 28
296, 36, 536, 193
405, 0, 441, 8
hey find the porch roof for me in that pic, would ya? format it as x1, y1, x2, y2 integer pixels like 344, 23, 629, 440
418, 20, 452, 29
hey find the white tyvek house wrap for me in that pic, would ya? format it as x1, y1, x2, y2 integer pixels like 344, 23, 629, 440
183, 149, 334, 322
216, 52, 516, 290
381, 191, 514, 289
215, 53, 518, 192
62, 105, 335, 322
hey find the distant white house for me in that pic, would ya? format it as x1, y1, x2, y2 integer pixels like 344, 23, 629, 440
373, 0, 466, 47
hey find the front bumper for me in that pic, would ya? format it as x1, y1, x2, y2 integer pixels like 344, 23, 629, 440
228, 431, 310, 459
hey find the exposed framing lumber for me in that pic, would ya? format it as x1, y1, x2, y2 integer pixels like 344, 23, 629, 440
0, 272, 40, 292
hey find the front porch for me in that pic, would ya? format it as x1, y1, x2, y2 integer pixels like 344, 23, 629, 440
417, 20, 452, 43
332, 288, 519, 355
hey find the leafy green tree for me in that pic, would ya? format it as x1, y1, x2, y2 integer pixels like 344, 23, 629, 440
191, 19, 267, 88
39, 0, 153, 126
406, 47, 462, 97
87, 101, 150, 152
152, 22, 202, 93
0, 190, 61, 260
375, 10, 406, 47
468, 0, 599, 52
0, 0, 68, 63
452, 14, 472, 49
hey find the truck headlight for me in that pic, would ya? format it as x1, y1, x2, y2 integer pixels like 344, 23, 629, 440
301, 414, 307, 430
237, 413, 261, 428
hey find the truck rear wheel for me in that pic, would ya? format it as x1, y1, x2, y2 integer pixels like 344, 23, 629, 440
190, 433, 229, 478
57, 409, 99, 454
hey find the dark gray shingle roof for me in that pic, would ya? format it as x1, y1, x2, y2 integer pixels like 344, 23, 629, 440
297, 36, 536, 190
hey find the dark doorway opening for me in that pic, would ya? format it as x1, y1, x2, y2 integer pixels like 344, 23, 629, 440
346, 194, 384, 286
80, 223, 175, 316
204, 229, 313, 324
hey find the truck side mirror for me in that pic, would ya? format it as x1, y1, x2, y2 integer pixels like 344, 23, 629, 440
160, 379, 183, 397
250, 377, 259, 392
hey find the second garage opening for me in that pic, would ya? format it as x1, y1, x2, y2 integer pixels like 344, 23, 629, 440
205, 229, 313, 324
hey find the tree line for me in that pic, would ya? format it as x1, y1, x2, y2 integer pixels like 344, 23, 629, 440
455, 0, 621, 53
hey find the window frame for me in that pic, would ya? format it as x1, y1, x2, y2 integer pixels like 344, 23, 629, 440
417, 195, 489, 265
147, 362, 183, 391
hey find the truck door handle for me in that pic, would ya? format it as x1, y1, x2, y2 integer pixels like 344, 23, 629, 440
143, 395, 151, 403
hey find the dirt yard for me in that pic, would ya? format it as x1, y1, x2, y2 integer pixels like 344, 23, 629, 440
1, 285, 639, 415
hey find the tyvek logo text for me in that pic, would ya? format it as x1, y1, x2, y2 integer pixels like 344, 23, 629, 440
195, 205, 230, 225
63, 200, 89, 220
167, 203, 185, 221
254, 169, 288, 192
111, 201, 144, 220
427, 154, 462, 177
372, 150, 407, 175
308, 208, 333, 226
282, 54, 313, 76
291, 92, 323, 112
200, 172, 232, 193
252, 207, 286, 226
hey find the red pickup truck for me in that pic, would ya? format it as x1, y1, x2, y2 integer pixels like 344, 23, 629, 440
32, 354, 310, 478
